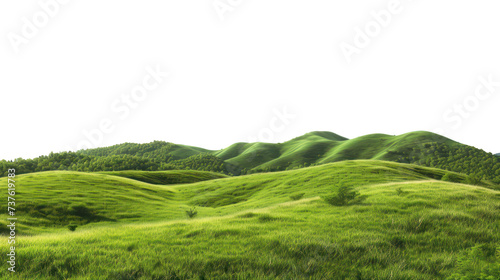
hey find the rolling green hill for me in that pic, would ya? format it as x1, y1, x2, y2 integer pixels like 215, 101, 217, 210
1, 160, 498, 279
2, 171, 178, 233
1, 131, 499, 183
3, 160, 494, 233
216, 131, 459, 172
214, 131, 500, 184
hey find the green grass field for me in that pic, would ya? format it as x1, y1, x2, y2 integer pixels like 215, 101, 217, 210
1, 160, 499, 279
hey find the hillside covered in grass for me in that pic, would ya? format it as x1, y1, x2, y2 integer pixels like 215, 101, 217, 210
0, 160, 498, 279
3, 160, 495, 232
216, 131, 459, 170
1, 131, 499, 183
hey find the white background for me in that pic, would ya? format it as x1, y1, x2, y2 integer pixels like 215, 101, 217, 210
1, 0, 499, 160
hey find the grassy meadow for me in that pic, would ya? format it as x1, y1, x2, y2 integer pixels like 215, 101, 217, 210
1, 160, 499, 279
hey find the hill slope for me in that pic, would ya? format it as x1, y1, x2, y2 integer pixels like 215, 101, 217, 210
1, 160, 498, 279
214, 131, 500, 185
1, 160, 495, 233
1, 171, 179, 233
217, 131, 460, 171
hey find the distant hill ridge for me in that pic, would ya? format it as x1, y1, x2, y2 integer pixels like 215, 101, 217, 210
1, 131, 499, 184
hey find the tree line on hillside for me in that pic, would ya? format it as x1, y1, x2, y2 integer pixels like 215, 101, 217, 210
0, 152, 239, 177
1, 140, 499, 184
78, 141, 194, 162
394, 142, 500, 184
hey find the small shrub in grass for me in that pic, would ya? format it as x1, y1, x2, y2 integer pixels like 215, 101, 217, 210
322, 184, 366, 206
396, 187, 406, 196
238, 212, 256, 218
185, 207, 198, 219
289, 193, 305, 201
67, 224, 77, 231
